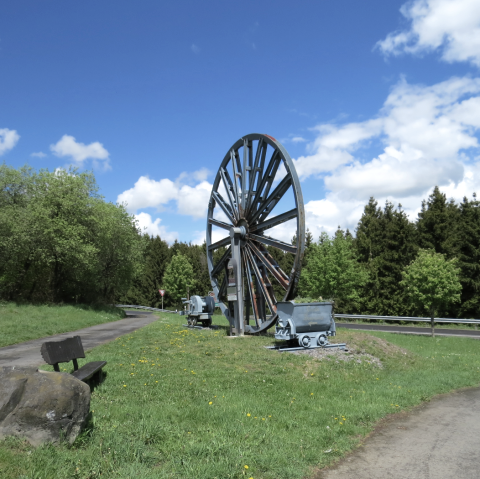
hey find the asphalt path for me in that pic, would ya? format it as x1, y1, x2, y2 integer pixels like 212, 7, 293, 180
0, 311, 158, 368
336, 322, 480, 339
316, 385, 480, 479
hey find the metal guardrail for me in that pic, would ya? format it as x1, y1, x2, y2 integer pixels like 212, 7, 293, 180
115, 305, 480, 327
335, 313, 480, 325
115, 304, 178, 314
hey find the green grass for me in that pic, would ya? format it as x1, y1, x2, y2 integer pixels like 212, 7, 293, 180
1, 312, 480, 479
0, 302, 126, 347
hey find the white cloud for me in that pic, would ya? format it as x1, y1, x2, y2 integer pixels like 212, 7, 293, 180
191, 43, 200, 54
117, 173, 213, 220
135, 212, 178, 243
0, 128, 20, 156
117, 176, 178, 213
177, 181, 212, 218
291, 136, 307, 143
377, 0, 480, 67
293, 75, 480, 236
31, 151, 46, 158
50, 134, 110, 169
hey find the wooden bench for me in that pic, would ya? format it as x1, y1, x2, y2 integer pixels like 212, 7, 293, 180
40, 335, 107, 383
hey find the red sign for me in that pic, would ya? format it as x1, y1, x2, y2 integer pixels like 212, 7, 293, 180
159, 289, 165, 296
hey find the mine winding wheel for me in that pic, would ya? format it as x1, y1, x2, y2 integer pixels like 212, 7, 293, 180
206, 133, 305, 334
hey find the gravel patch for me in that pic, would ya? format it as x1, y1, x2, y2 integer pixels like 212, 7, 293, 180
291, 346, 383, 368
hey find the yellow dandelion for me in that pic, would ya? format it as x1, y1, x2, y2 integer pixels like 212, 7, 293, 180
209, 402, 213, 405
244, 465, 249, 469
247, 413, 251, 417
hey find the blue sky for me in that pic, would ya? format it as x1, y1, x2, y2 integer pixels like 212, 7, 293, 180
2, 0, 480, 243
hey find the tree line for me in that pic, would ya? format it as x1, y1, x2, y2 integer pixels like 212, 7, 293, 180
2, 165, 478, 318
299, 187, 477, 319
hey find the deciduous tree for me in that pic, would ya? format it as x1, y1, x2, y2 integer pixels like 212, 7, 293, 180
400, 249, 462, 337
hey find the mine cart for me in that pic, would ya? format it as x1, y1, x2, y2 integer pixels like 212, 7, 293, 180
274, 301, 343, 349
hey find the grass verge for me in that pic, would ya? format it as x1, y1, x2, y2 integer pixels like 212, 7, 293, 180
0, 302, 126, 348
1, 312, 480, 479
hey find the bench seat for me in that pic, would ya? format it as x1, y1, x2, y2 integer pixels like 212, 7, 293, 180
71, 360, 107, 382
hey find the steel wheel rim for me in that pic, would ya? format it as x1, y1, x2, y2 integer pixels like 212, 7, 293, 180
206, 133, 305, 333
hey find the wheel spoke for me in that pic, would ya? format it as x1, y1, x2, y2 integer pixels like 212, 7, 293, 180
211, 246, 231, 277
212, 191, 236, 225
241, 139, 250, 212
230, 150, 242, 212
220, 167, 239, 221
246, 139, 267, 215
248, 151, 281, 221
208, 217, 232, 231
249, 233, 297, 254
250, 208, 298, 233
243, 250, 260, 327
249, 175, 292, 225
247, 242, 289, 290
245, 247, 276, 315
208, 236, 231, 251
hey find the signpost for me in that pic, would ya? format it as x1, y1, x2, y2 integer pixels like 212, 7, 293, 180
159, 289, 165, 310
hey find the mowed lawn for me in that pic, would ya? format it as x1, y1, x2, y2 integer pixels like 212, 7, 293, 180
0, 302, 126, 348
1, 311, 480, 479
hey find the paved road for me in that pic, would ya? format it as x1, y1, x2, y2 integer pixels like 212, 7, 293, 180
316, 386, 480, 479
336, 322, 480, 339
0, 311, 158, 368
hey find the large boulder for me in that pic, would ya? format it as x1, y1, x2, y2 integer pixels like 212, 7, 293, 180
0, 366, 90, 446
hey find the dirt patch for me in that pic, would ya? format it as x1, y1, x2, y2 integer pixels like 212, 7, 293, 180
336, 331, 412, 359
292, 346, 384, 368
286, 331, 412, 369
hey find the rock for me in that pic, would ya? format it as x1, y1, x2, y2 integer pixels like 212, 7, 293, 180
0, 366, 91, 446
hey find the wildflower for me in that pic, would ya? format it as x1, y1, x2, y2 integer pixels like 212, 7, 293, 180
262, 418, 265, 421
244, 465, 249, 469
247, 413, 251, 417
209, 402, 213, 405
123, 385, 126, 387
310, 393, 314, 396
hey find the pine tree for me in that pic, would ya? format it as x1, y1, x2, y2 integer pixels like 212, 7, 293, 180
457, 194, 480, 317
417, 186, 460, 259
355, 199, 417, 315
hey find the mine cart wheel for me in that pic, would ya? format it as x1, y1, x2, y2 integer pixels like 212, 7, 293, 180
206, 133, 305, 333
